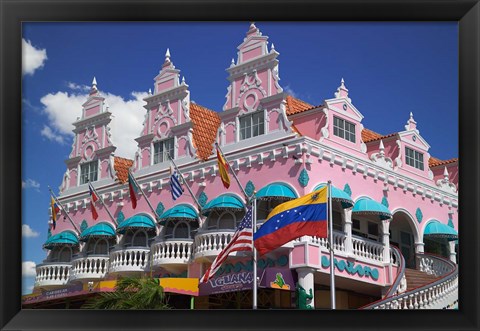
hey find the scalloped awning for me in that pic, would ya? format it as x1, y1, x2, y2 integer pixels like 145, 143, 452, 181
201, 194, 245, 215
256, 183, 297, 201
80, 222, 116, 241
159, 204, 199, 225
117, 214, 156, 234
43, 231, 79, 249
352, 197, 392, 220
424, 220, 458, 241
314, 184, 354, 209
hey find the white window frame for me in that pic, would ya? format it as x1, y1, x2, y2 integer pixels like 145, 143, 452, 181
333, 116, 356, 143
79, 160, 98, 185
405, 147, 424, 170
153, 138, 174, 165
239, 111, 265, 141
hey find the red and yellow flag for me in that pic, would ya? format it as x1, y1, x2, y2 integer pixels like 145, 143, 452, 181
216, 147, 230, 189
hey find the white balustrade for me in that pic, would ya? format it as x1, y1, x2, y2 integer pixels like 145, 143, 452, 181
151, 239, 193, 267
351, 236, 384, 263
418, 254, 453, 277
69, 255, 109, 281
109, 247, 150, 273
194, 231, 237, 259
35, 262, 71, 287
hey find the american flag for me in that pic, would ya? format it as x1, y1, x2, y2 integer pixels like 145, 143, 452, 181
200, 206, 253, 283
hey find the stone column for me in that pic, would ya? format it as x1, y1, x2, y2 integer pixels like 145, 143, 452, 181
381, 219, 391, 264
343, 208, 354, 258
296, 267, 316, 309
414, 242, 425, 254
448, 241, 457, 264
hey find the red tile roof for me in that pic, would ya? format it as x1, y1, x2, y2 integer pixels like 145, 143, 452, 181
285, 95, 315, 115
190, 103, 221, 161
429, 157, 458, 167
114, 156, 134, 183
361, 128, 397, 143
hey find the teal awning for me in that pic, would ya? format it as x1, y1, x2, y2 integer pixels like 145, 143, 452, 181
80, 222, 116, 241
314, 184, 354, 208
117, 214, 156, 234
424, 220, 458, 241
159, 204, 198, 225
201, 194, 245, 215
352, 197, 392, 220
43, 231, 79, 249
256, 183, 297, 201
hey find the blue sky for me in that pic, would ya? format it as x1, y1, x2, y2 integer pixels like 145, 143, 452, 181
21, 22, 458, 294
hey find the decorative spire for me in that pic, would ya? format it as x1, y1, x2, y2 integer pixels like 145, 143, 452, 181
443, 166, 449, 180
405, 112, 418, 131
379, 139, 385, 157
230, 58, 235, 67
181, 76, 186, 85
247, 22, 260, 37
148, 88, 152, 95
90, 76, 98, 95
162, 48, 172, 68
334, 77, 349, 99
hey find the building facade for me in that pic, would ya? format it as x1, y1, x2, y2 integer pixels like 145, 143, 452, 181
29, 23, 458, 309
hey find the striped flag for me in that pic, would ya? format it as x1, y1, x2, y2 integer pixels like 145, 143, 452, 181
216, 147, 230, 189
50, 196, 60, 230
200, 206, 253, 283
170, 169, 184, 201
128, 172, 139, 209
88, 183, 99, 220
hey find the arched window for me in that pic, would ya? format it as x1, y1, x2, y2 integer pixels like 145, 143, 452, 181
86, 238, 96, 254
132, 230, 148, 247
174, 221, 190, 239
218, 211, 236, 230
58, 246, 72, 262
94, 239, 109, 255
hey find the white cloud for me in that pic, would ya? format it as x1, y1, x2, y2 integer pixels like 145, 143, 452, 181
22, 39, 47, 76
22, 224, 40, 238
66, 82, 90, 91
40, 89, 147, 159
41, 125, 66, 144
22, 261, 37, 277
22, 178, 40, 191
283, 85, 297, 98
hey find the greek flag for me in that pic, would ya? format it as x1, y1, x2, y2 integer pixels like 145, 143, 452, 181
170, 170, 184, 200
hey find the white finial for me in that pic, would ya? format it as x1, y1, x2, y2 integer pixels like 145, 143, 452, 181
181, 76, 185, 84
341, 77, 345, 84
410, 112, 414, 120
271, 43, 275, 50
231, 58, 235, 64
379, 140, 385, 156
443, 166, 449, 179
148, 88, 152, 95
165, 48, 171, 59
92, 77, 97, 86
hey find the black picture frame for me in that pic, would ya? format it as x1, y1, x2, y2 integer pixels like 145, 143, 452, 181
2, 0, 479, 330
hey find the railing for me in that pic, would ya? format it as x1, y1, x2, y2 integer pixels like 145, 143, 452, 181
383, 246, 406, 297
362, 253, 458, 309
109, 247, 150, 273
69, 255, 109, 281
309, 231, 346, 253
35, 262, 71, 287
351, 236, 384, 263
418, 253, 453, 277
193, 230, 237, 259
151, 239, 193, 267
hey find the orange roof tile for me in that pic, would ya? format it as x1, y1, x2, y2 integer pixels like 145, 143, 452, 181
114, 156, 134, 183
429, 157, 458, 167
285, 95, 315, 115
361, 128, 397, 143
190, 103, 221, 161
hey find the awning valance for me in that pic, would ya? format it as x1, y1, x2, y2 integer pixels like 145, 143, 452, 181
80, 222, 116, 241
159, 204, 198, 225
314, 184, 354, 208
256, 183, 297, 201
201, 194, 245, 215
352, 197, 392, 220
43, 231, 79, 249
117, 214, 156, 234
424, 220, 458, 241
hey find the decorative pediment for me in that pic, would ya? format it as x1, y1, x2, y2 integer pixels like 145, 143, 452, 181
370, 140, 393, 169
324, 79, 364, 122
436, 167, 457, 193
398, 113, 430, 151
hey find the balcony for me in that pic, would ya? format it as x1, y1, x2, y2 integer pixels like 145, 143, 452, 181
194, 230, 247, 262
69, 255, 109, 282
35, 262, 71, 288
109, 247, 150, 274
151, 239, 193, 273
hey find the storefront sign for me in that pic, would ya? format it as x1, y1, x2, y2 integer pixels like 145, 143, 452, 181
199, 271, 254, 295
259, 268, 295, 291
321, 256, 379, 281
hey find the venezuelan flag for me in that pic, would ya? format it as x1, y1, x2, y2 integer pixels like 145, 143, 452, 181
254, 187, 328, 256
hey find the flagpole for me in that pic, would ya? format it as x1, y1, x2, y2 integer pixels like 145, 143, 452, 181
167, 153, 203, 212
88, 182, 118, 226
252, 193, 258, 310
128, 170, 161, 221
327, 180, 336, 309
215, 143, 249, 202
48, 186, 81, 234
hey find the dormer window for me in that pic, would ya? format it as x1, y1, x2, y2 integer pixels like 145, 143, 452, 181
80, 161, 98, 185
153, 138, 174, 164
239, 111, 264, 140
333, 116, 356, 143
405, 147, 424, 170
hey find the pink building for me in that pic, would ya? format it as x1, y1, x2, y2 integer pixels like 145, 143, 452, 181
30, 23, 458, 310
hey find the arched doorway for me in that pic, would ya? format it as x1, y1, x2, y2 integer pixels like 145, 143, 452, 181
390, 210, 419, 268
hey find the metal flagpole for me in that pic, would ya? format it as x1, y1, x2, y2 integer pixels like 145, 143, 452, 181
327, 180, 336, 309
48, 186, 81, 234
252, 193, 258, 309
215, 142, 249, 202
88, 182, 118, 226
128, 170, 161, 221
167, 153, 203, 213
